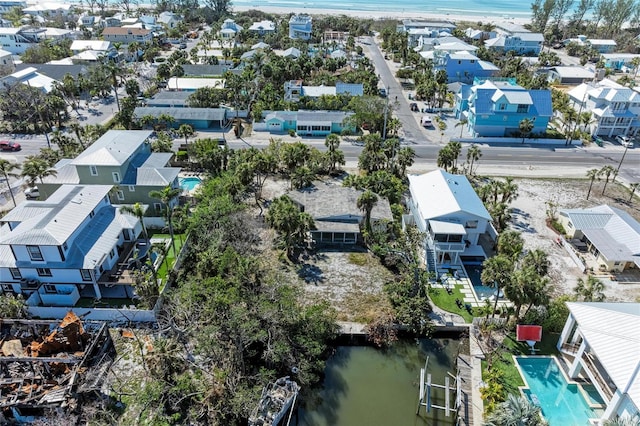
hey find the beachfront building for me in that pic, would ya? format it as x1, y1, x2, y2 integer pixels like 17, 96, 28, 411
36, 130, 181, 217
287, 185, 392, 245
563, 35, 617, 54
455, 78, 553, 137
248, 20, 276, 37
405, 170, 494, 271
557, 302, 640, 423
284, 80, 364, 102
158, 11, 181, 29
289, 14, 312, 40
219, 18, 242, 39
23, 2, 72, 18
0, 184, 144, 307
567, 78, 640, 137
0, 27, 44, 54
485, 32, 544, 56
255, 110, 355, 136
397, 19, 456, 48
417, 36, 477, 56
102, 27, 152, 45
558, 205, 640, 273
433, 50, 499, 83
0, 0, 26, 16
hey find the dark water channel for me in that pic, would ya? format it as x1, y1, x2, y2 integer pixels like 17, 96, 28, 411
295, 336, 462, 426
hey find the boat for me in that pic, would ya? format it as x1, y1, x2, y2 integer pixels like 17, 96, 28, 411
248, 376, 300, 426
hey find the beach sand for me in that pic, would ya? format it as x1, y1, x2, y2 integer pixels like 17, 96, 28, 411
233, 5, 531, 26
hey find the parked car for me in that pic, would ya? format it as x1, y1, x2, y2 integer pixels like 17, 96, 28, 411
421, 115, 433, 128
410, 102, 419, 112
615, 135, 634, 148
24, 186, 39, 200
0, 140, 21, 151
178, 42, 187, 50
378, 88, 387, 98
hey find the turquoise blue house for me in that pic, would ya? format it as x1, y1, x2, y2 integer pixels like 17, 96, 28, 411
133, 106, 227, 129
455, 78, 553, 137
262, 110, 354, 136
434, 51, 499, 83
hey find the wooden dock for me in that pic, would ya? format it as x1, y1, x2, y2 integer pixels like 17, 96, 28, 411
456, 353, 474, 426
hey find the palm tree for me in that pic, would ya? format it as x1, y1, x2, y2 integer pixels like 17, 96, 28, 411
396, 146, 415, 178
485, 394, 547, 426
20, 156, 57, 185
586, 168, 600, 200
519, 118, 534, 143
177, 124, 195, 147
499, 177, 519, 204
0, 158, 19, 207
455, 117, 468, 137
68, 121, 86, 149
120, 202, 149, 245
628, 183, 639, 203
497, 230, 524, 260
357, 190, 378, 233
481, 255, 514, 317
149, 186, 181, 257
574, 275, 606, 302
604, 415, 640, 426
324, 133, 342, 174
599, 165, 616, 195
466, 144, 482, 175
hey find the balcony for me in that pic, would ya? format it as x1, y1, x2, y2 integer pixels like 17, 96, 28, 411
581, 352, 616, 401
97, 240, 155, 286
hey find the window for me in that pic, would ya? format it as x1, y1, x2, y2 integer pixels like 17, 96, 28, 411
154, 202, 162, 213
44, 284, 56, 293
613, 261, 622, 266
81, 269, 92, 281
110, 249, 115, 259
89, 165, 98, 176
9, 268, 21, 279
63, 242, 68, 251
112, 172, 121, 183
37, 268, 52, 277
517, 104, 529, 113
116, 190, 125, 201
128, 185, 135, 192
498, 103, 506, 111
27, 245, 43, 261
465, 220, 478, 229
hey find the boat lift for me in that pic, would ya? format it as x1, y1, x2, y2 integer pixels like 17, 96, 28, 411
416, 357, 461, 419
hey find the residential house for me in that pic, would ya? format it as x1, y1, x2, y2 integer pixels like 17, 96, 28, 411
248, 20, 276, 36
12, 63, 90, 82
69, 40, 116, 62
71, 39, 111, 54
102, 27, 152, 45
397, 19, 456, 48
133, 106, 228, 129
284, 80, 364, 102
406, 170, 494, 272
433, 50, 499, 83
0, 0, 26, 16
601, 53, 640, 71
558, 205, 640, 273
464, 27, 495, 41
568, 78, 640, 137
103, 16, 121, 28
158, 11, 181, 29
36, 130, 181, 218
144, 90, 191, 107
166, 76, 224, 91
0, 18, 12, 27
22, 2, 72, 18
417, 36, 477, 56
0, 184, 143, 308
0, 66, 57, 92
43, 27, 74, 40
0, 48, 13, 73
455, 78, 553, 137
485, 32, 544, 55
180, 63, 235, 77
564, 35, 617, 54
289, 14, 312, 40
251, 41, 270, 50
281, 46, 301, 59
543, 66, 595, 85
0, 27, 44, 54
77, 14, 101, 29
219, 18, 242, 39
557, 302, 640, 423
257, 110, 355, 136
287, 184, 392, 245
323, 29, 348, 42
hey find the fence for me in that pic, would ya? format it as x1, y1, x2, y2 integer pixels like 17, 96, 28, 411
453, 137, 581, 146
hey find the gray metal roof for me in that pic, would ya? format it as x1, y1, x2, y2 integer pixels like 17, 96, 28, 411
133, 107, 226, 121
71, 130, 153, 166
0, 185, 112, 246
181, 64, 233, 77
122, 152, 179, 186
146, 90, 191, 107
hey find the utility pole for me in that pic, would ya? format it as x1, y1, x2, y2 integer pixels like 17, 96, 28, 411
614, 143, 630, 183
382, 86, 390, 140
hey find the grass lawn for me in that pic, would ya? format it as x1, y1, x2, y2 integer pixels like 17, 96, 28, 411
428, 284, 474, 323
483, 331, 561, 395
148, 231, 186, 292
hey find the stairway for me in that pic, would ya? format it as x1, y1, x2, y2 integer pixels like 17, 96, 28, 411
426, 247, 437, 273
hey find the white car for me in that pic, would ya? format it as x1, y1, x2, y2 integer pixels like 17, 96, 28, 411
615, 135, 634, 148
24, 186, 39, 199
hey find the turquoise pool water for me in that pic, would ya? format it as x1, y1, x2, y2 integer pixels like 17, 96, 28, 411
179, 177, 202, 191
462, 262, 495, 299
515, 356, 597, 426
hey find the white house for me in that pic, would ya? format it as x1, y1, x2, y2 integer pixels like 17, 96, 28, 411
406, 170, 493, 271
0, 66, 57, 92
0, 48, 13, 71
284, 80, 364, 102
0, 27, 44, 54
0, 185, 143, 309
557, 302, 640, 423
568, 78, 640, 137
102, 27, 152, 44
158, 11, 181, 29
289, 14, 312, 40
248, 20, 276, 36
219, 18, 242, 39
22, 2, 72, 17
70, 39, 111, 54
558, 205, 640, 273
0, 0, 26, 15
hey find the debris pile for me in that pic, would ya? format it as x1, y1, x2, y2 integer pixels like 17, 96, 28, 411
0, 312, 115, 421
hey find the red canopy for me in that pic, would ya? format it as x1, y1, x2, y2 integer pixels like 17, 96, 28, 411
516, 325, 542, 342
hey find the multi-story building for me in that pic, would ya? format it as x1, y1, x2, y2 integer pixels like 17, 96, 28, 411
0, 27, 44, 54
568, 78, 640, 137
396, 19, 456, 48
248, 20, 276, 36
455, 78, 553, 137
433, 50, 499, 83
37, 130, 181, 217
219, 18, 242, 39
102, 27, 152, 44
289, 14, 312, 40
0, 185, 143, 307
485, 23, 544, 56
0, 0, 26, 16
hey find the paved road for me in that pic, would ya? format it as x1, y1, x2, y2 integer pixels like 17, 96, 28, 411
363, 36, 428, 144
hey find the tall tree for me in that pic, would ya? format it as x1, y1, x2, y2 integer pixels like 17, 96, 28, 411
466, 144, 482, 176
177, 123, 195, 147
20, 156, 57, 185
0, 158, 19, 207
265, 195, 315, 260
574, 275, 606, 301
120, 202, 149, 245
586, 168, 599, 200
481, 255, 514, 318
357, 190, 378, 233
599, 164, 616, 195
149, 186, 181, 256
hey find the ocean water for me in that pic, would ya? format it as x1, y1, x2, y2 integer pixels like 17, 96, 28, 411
232, 0, 534, 18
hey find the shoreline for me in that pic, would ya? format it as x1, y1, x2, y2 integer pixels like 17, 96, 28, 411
232, 5, 532, 26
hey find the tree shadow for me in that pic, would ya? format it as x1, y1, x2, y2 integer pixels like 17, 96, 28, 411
510, 207, 536, 234
297, 263, 325, 285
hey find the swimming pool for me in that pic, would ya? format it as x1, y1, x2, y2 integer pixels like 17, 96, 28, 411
179, 177, 202, 191
515, 356, 598, 425
462, 262, 495, 299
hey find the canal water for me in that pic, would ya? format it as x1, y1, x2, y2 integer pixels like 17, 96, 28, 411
296, 336, 461, 426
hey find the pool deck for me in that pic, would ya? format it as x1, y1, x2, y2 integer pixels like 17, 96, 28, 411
431, 263, 513, 308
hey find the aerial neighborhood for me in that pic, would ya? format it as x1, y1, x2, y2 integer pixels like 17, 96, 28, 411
0, 0, 639, 424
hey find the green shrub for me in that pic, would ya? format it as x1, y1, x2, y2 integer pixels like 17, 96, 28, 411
550, 219, 566, 234
288, 129, 296, 137
176, 150, 188, 161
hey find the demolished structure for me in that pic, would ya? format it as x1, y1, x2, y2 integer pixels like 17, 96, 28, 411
0, 312, 115, 422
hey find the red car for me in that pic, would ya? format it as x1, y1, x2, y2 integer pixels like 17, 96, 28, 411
0, 140, 21, 151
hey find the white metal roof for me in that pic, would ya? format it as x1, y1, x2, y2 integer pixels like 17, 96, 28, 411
408, 170, 491, 221
70, 40, 111, 52
71, 130, 152, 166
567, 302, 640, 410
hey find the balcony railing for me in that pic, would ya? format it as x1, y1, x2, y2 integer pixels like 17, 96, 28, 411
434, 242, 466, 252
581, 352, 615, 401
560, 342, 580, 355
